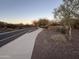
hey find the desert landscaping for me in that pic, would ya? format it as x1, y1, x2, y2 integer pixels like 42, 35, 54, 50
32, 27, 79, 59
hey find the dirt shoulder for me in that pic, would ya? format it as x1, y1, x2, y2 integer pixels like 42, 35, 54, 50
31, 28, 79, 59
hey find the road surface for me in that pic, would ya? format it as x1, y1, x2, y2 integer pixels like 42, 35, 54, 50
0, 27, 37, 47
0, 28, 43, 59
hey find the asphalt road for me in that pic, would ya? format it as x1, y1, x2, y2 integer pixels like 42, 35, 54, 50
0, 27, 37, 47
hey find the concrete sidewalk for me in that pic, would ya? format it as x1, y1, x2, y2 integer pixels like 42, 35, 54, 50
0, 28, 43, 59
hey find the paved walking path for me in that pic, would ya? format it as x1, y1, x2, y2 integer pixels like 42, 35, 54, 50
0, 28, 43, 59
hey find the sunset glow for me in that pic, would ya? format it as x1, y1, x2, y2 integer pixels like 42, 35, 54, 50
0, 0, 62, 24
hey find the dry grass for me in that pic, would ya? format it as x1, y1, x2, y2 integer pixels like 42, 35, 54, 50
50, 34, 67, 43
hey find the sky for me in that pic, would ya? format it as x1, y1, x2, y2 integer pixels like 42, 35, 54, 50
0, 0, 62, 24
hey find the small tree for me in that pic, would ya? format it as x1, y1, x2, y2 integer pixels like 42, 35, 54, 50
54, 0, 79, 40
33, 21, 38, 27
37, 19, 49, 28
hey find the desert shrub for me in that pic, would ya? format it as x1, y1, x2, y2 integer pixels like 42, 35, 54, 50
50, 34, 67, 44
56, 26, 66, 34
37, 19, 49, 28
73, 19, 79, 29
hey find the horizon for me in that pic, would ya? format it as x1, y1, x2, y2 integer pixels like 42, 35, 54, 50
0, 0, 62, 24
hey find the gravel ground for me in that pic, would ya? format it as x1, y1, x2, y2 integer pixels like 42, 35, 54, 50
31, 28, 79, 59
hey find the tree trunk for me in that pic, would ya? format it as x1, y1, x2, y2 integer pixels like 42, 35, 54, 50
68, 25, 72, 40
